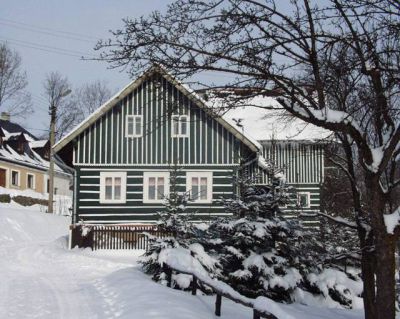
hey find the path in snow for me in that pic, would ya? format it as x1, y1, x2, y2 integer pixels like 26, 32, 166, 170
0, 203, 365, 319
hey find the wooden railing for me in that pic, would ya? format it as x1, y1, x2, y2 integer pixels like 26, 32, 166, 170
162, 258, 279, 319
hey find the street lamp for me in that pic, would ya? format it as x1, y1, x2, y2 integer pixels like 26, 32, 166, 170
47, 89, 71, 214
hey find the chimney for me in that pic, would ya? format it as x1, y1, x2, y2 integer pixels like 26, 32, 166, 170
0, 112, 10, 122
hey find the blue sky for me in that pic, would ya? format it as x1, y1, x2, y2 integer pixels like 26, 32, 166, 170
1, 1, 173, 134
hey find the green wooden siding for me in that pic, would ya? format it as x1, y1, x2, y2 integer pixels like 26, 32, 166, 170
250, 141, 324, 185
76, 166, 237, 224
74, 75, 244, 166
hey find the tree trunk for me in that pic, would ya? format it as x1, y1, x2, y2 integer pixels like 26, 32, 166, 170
358, 230, 376, 319
367, 175, 396, 319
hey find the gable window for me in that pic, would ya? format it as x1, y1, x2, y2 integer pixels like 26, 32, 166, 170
100, 172, 127, 204
126, 115, 142, 137
143, 172, 169, 203
27, 173, 35, 189
186, 172, 212, 203
297, 192, 311, 208
171, 115, 188, 137
11, 170, 20, 187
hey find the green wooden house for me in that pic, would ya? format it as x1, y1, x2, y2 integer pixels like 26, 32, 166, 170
54, 65, 329, 227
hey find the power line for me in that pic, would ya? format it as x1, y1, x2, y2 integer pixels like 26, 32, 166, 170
0, 21, 97, 44
0, 38, 95, 59
0, 18, 100, 41
0, 36, 96, 57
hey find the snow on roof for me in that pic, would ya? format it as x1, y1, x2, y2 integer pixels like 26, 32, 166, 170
29, 140, 48, 148
210, 95, 332, 141
0, 119, 37, 140
0, 125, 69, 175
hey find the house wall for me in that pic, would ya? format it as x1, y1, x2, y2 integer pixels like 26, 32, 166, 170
75, 165, 237, 224
72, 75, 250, 224
73, 75, 246, 166
42, 173, 72, 196
248, 142, 325, 227
0, 160, 45, 193
0, 160, 71, 196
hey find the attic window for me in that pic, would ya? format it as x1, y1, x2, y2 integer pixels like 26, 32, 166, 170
126, 115, 142, 137
171, 115, 188, 137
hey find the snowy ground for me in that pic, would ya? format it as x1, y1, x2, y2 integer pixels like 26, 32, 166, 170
0, 203, 366, 319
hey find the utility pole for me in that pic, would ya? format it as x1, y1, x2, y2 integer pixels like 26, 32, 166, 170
47, 89, 71, 214
48, 103, 56, 214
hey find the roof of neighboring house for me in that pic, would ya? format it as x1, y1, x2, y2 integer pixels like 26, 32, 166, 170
54, 65, 262, 154
0, 121, 70, 176
206, 93, 332, 142
0, 119, 37, 140
201, 88, 332, 142
29, 140, 49, 149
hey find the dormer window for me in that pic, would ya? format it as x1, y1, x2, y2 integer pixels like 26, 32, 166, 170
126, 115, 142, 137
171, 115, 188, 137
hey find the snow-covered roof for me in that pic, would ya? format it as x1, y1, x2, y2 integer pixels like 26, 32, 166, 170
54, 65, 261, 153
209, 95, 332, 141
29, 140, 48, 148
0, 124, 69, 175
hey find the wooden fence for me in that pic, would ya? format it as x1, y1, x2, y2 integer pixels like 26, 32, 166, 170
92, 225, 173, 250
162, 257, 278, 319
70, 224, 173, 250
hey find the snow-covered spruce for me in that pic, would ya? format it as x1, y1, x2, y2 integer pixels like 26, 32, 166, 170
141, 166, 362, 308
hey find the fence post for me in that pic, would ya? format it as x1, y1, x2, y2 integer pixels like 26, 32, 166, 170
163, 264, 172, 288
192, 275, 197, 295
215, 294, 222, 316
253, 309, 261, 319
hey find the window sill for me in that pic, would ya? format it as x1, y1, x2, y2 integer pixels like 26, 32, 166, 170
190, 200, 213, 204
99, 200, 127, 204
143, 199, 165, 204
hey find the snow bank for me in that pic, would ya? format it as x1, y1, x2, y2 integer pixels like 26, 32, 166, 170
0, 203, 366, 319
0, 186, 72, 215
307, 268, 363, 309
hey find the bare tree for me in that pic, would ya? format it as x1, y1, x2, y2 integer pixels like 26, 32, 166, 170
0, 43, 32, 118
43, 72, 76, 141
72, 80, 111, 123
96, 1, 400, 318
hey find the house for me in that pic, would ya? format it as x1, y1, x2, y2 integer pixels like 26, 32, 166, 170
54, 65, 330, 227
0, 113, 72, 197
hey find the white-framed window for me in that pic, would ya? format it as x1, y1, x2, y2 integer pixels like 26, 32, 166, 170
143, 172, 169, 203
27, 173, 35, 189
100, 172, 127, 204
186, 172, 213, 203
11, 170, 20, 187
125, 115, 143, 137
171, 115, 189, 137
297, 192, 311, 208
